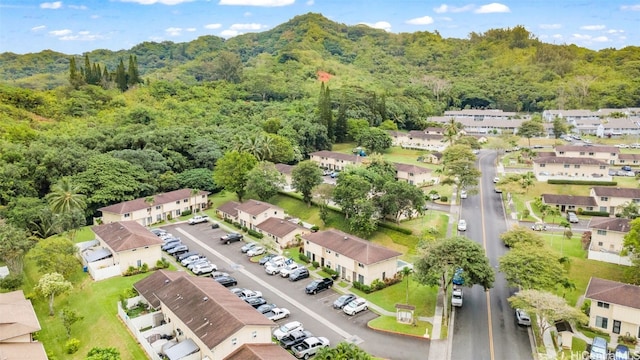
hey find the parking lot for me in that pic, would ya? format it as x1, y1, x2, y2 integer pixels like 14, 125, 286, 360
158, 222, 430, 360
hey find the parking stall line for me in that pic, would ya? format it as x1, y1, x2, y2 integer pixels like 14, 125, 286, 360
175, 228, 355, 340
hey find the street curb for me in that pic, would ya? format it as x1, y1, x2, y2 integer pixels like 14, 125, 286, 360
366, 320, 431, 341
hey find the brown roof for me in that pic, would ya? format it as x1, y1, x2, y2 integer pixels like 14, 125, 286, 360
274, 163, 294, 175
541, 194, 597, 207
408, 130, 444, 141
536, 151, 556, 157
393, 162, 432, 174
133, 270, 185, 309
310, 150, 364, 164
92, 221, 163, 252
619, 153, 640, 161
236, 200, 283, 216
217, 201, 241, 217
0, 290, 42, 342
533, 156, 606, 165
0, 343, 48, 360
589, 217, 631, 233
141, 273, 274, 349
256, 218, 307, 238
424, 127, 444, 134
585, 277, 640, 309
556, 145, 619, 153
302, 229, 401, 265
225, 343, 296, 360
591, 186, 640, 199
99, 188, 208, 215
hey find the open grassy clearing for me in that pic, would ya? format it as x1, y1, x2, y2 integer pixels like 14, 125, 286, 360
350, 277, 438, 317
368, 316, 432, 337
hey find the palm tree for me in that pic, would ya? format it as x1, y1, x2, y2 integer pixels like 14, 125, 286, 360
46, 178, 86, 215
520, 172, 535, 194
401, 266, 413, 304
443, 118, 462, 145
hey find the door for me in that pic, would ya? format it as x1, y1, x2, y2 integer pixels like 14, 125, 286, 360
321, 257, 325, 267
342, 267, 346, 279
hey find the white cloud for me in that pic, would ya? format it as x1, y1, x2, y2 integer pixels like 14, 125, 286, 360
306, 0, 314, 4
31, 25, 46, 31
592, 36, 609, 42
220, 29, 239, 37
204, 23, 222, 29
571, 33, 591, 40
620, 4, 640, 11
360, 21, 392, 31
230, 23, 265, 30
439, 16, 453, 21
539, 24, 561, 30
551, 34, 563, 39
49, 29, 72, 36
219, 0, 294, 6
243, 11, 252, 16
68, 4, 87, 10
165, 27, 183, 36
607, 29, 624, 34
580, 25, 605, 30
570, 33, 610, 44
59, 32, 105, 41
433, 4, 474, 13
40, 2, 62, 9
119, 0, 194, 5
186, 27, 196, 32
475, 3, 510, 13
406, 16, 434, 25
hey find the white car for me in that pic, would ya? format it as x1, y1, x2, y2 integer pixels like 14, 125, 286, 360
187, 259, 210, 270
188, 215, 209, 225
273, 321, 303, 340
343, 297, 368, 316
452, 288, 463, 307
457, 219, 467, 231
181, 254, 206, 266
264, 255, 286, 267
265, 261, 286, 275
234, 288, 263, 300
493, 177, 500, 183
459, 190, 467, 199
247, 246, 266, 257
192, 262, 217, 275
266, 308, 291, 321
280, 263, 302, 278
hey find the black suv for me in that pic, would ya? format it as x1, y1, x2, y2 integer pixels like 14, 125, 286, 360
213, 275, 237, 287
289, 268, 310, 282
221, 232, 243, 244
305, 278, 333, 294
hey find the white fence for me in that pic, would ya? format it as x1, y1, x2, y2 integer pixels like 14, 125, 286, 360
588, 250, 632, 266
117, 301, 165, 360
88, 260, 121, 281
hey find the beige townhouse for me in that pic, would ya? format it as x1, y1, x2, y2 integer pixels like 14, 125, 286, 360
309, 150, 364, 171
533, 156, 609, 181
301, 229, 402, 285
0, 290, 47, 360
393, 162, 434, 185
585, 277, 640, 341
541, 194, 597, 213
590, 186, 640, 215
554, 145, 619, 164
255, 217, 311, 249
99, 188, 209, 226
217, 200, 285, 231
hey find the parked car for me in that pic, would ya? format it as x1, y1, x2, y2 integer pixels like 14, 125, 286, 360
167, 244, 189, 256
234, 289, 263, 300
460, 190, 468, 199
210, 271, 229, 279
265, 307, 290, 321
515, 308, 531, 326
210, 222, 220, 229
265, 261, 286, 275
451, 288, 463, 307
259, 253, 277, 266
221, 232, 243, 244
292, 336, 330, 359
273, 321, 304, 341
256, 303, 278, 314
246, 246, 266, 257
240, 242, 258, 253
187, 259, 210, 270
150, 228, 167, 236
494, 187, 503, 193
429, 193, 440, 201
531, 222, 547, 231
590, 336, 608, 360
457, 219, 467, 231
280, 330, 313, 350
493, 177, 500, 183
180, 254, 206, 266
614, 344, 630, 360
188, 215, 209, 225
162, 239, 182, 251
213, 275, 237, 287
343, 297, 368, 315
622, 165, 633, 171
280, 263, 302, 278
192, 262, 217, 275
244, 297, 267, 308
566, 211, 579, 223
289, 268, 310, 282
305, 278, 333, 295
333, 294, 357, 309
176, 251, 199, 262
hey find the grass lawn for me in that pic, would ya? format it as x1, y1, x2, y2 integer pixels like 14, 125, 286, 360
559, 336, 587, 358
368, 315, 431, 337
541, 233, 627, 306
23, 258, 151, 360
350, 278, 438, 317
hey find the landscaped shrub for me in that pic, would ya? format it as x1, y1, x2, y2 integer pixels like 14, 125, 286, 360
618, 334, 637, 345
378, 222, 413, 235
547, 179, 617, 186
224, 218, 233, 224
241, 226, 248, 232
181, 209, 192, 216
0, 273, 23, 290
233, 222, 241, 228
247, 229, 263, 239
299, 254, 310, 263
371, 279, 386, 291
312, 261, 319, 268
167, 214, 173, 221
323, 266, 338, 277
353, 281, 372, 294
65, 338, 80, 354
310, 225, 320, 232
580, 211, 610, 217
155, 258, 170, 269
440, 195, 448, 202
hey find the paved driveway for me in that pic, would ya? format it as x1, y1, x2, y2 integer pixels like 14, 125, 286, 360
160, 222, 430, 360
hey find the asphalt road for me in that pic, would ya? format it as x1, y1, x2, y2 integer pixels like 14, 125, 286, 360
158, 222, 430, 360
451, 151, 534, 360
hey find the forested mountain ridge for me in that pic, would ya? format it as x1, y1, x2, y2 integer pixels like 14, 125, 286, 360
1, 12, 640, 232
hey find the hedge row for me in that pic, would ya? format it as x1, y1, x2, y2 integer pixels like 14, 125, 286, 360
579, 211, 611, 217
378, 222, 413, 235
547, 179, 617, 186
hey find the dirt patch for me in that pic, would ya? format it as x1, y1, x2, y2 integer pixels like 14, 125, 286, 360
317, 70, 332, 83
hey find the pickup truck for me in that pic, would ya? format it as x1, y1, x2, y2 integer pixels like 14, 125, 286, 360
305, 278, 333, 295
233, 288, 263, 300
188, 215, 209, 225
280, 330, 313, 350
265, 261, 287, 275
264, 307, 290, 321
292, 336, 330, 359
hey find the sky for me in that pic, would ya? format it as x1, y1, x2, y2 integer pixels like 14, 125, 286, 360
0, 0, 638, 55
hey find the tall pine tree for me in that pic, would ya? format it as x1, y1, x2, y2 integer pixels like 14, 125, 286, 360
335, 92, 348, 143
115, 59, 128, 92
318, 83, 334, 142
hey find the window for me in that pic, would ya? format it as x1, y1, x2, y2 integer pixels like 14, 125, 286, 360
598, 242, 603, 246
580, 152, 585, 155
335, 253, 339, 258
559, 151, 565, 155
175, 210, 181, 216
564, 164, 570, 168
175, 201, 180, 205
589, 152, 595, 156
597, 230, 607, 235
231, 338, 237, 345
600, 197, 609, 201
326, 249, 331, 254
613, 320, 621, 334
634, 199, 640, 204
155, 205, 161, 210
409, 172, 414, 177
252, 331, 257, 338
183, 199, 188, 203
595, 316, 608, 329
358, 274, 364, 283
599, 165, 606, 170
124, 213, 130, 218
597, 301, 610, 309
358, 263, 365, 268
540, 164, 546, 168
574, 165, 580, 169
599, 207, 607, 212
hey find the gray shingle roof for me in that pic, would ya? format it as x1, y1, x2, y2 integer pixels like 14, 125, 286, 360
585, 277, 640, 309
589, 217, 631, 232
256, 218, 306, 238
217, 201, 240, 217
534, 156, 607, 165
302, 229, 401, 265
92, 221, 163, 252
541, 194, 597, 207
555, 145, 619, 153
591, 186, 640, 199
98, 188, 208, 215
236, 200, 283, 216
